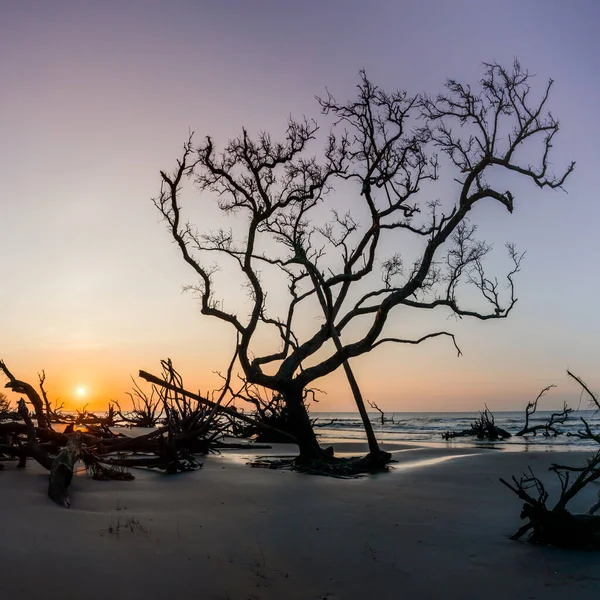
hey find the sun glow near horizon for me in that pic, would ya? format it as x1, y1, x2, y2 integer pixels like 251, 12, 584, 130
74, 386, 88, 401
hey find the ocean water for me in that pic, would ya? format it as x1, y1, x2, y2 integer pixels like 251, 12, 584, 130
310, 410, 600, 452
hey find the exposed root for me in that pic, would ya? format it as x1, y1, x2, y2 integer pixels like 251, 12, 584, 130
514, 503, 600, 549
248, 449, 393, 478
82, 451, 135, 481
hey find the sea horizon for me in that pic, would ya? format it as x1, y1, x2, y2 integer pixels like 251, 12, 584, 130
310, 409, 600, 452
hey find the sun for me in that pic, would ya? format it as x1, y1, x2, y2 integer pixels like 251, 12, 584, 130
75, 386, 87, 398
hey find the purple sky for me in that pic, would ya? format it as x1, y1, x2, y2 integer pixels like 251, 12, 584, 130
1, 0, 599, 411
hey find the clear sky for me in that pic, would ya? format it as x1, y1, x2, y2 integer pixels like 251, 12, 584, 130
1, 0, 598, 412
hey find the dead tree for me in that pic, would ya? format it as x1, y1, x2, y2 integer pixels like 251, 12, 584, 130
502, 372, 600, 548
567, 370, 600, 411
14, 398, 81, 507
0, 361, 247, 506
38, 370, 67, 424
1, 360, 49, 429
443, 407, 512, 441
228, 382, 293, 442
500, 456, 600, 548
443, 387, 572, 441
155, 61, 572, 473
222, 374, 328, 442
368, 400, 394, 426
111, 375, 164, 427
48, 432, 82, 507
515, 384, 572, 436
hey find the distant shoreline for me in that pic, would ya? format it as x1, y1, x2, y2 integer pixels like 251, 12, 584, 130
311, 409, 600, 452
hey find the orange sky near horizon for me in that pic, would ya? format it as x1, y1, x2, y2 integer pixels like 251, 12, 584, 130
1, 316, 594, 414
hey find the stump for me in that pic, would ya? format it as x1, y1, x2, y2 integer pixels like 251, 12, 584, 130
48, 433, 81, 507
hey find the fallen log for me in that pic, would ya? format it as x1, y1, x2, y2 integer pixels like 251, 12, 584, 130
500, 474, 600, 548
18, 399, 82, 507
48, 434, 81, 507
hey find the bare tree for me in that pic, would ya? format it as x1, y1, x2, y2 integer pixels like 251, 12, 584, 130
155, 61, 573, 472
443, 406, 512, 441
502, 372, 600, 548
567, 370, 600, 411
368, 399, 394, 426
112, 375, 164, 427
0, 359, 49, 429
0, 359, 235, 506
38, 370, 67, 425
515, 384, 572, 437
0, 392, 11, 415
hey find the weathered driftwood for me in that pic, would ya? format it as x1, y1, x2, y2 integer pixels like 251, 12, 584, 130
139, 369, 297, 443
38, 370, 69, 424
443, 407, 511, 441
1, 360, 49, 429
500, 458, 600, 548
502, 372, 600, 548
16, 399, 82, 507
82, 453, 135, 481
444, 388, 572, 442
111, 375, 163, 427
567, 370, 600, 410
48, 434, 81, 507
515, 385, 572, 437
1, 360, 243, 507
228, 386, 295, 442
17, 399, 52, 470
140, 369, 392, 475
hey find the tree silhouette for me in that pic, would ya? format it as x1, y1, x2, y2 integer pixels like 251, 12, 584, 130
155, 61, 573, 471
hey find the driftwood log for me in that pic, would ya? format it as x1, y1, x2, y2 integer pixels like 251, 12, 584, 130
1, 360, 49, 429
500, 457, 600, 548
16, 398, 81, 506
502, 372, 600, 548
1, 359, 292, 507
515, 385, 572, 437
443, 407, 511, 441
48, 433, 81, 507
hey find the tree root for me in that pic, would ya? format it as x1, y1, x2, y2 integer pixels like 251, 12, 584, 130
248, 449, 393, 478
512, 503, 600, 549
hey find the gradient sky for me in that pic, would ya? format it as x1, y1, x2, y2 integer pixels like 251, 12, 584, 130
1, 0, 599, 412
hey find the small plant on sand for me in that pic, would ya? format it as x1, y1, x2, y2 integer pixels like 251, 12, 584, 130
102, 515, 150, 537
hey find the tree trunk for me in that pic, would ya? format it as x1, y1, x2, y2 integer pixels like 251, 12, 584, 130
300, 267, 383, 458
0, 360, 49, 429
338, 357, 380, 455
48, 433, 81, 507
327, 327, 389, 463
283, 386, 327, 462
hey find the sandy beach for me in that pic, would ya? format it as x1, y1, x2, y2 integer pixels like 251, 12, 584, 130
2, 442, 600, 599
